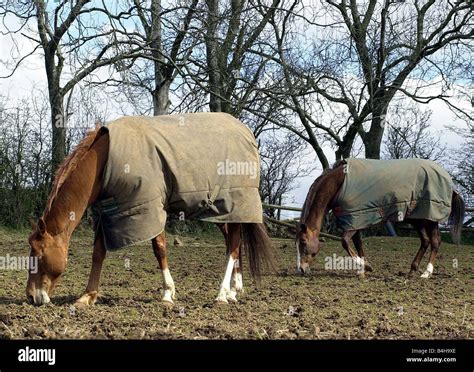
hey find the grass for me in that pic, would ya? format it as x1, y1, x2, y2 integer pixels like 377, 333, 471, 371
0, 225, 472, 339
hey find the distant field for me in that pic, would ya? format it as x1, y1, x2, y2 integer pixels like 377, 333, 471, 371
0, 226, 472, 339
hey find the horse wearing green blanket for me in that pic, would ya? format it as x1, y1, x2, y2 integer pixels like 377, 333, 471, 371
296, 158, 465, 278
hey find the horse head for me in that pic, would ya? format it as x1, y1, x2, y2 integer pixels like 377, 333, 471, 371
296, 223, 321, 275
26, 218, 68, 306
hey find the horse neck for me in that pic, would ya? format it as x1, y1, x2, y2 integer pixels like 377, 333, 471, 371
304, 167, 344, 236
45, 134, 108, 239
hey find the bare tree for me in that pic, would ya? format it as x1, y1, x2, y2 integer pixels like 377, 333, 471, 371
0, 84, 111, 226
0, 101, 29, 226
448, 120, 473, 226
99, 0, 200, 115
383, 103, 446, 161
0, 94, 51, 226
262, 0, 473, 168
260, 133, 312, 219
183, 0, 281, 114
0, 1, 143, 169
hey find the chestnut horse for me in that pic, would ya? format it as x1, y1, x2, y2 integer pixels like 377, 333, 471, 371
296, 161, 465, 278
26, 127, 273, 306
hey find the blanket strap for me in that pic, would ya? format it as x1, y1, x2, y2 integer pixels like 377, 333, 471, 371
186, 184, 221, 220
91, 197, 119, 217
90, 198, 120, 250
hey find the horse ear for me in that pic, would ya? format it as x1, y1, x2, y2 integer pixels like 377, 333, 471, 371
37, 218, 47, 236
300, 223, 307, 234
30, 219, 37, 230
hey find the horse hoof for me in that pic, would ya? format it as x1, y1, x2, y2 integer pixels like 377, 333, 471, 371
75, 292, 97, 307
420, 272, 431, 279
74, 301, 88, 309
161, 299, 174, 307
216, 287, 238, 303
162, 293, 175, 304
214, 296, 229, 304
227, 291, 238, 302
161, 288, 175, 303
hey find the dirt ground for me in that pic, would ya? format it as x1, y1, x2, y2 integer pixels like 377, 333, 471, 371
0, 226, 472, 339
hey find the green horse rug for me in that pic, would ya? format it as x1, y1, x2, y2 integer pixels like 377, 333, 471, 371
92, 113, 262, 250
333, 158, 454, 230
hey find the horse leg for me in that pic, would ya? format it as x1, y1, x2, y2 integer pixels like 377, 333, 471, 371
341, 230, 365, 275
230, 240, 243, 297
216, 223, 241, 303
76, 230, 107, 306
152, 232, 176, 303
420, 221, 440, 279
341, 230, 359, 257
217, 223, 243, 296
352, 231, 373, 272
407, 220, 430, 277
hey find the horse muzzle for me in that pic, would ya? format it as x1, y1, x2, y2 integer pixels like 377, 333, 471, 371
27, 289, 51, 306
298, 262, 311, 276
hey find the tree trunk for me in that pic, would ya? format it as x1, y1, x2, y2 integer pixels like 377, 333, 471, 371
335, 137, 355, 160
363, 104, 388, 159
336, 120, 363, 160
44, 40, 66, 172
150, 0, 170, 116
47, 59, 66, 172
153, 80, 170, 115
364, 130, 383, 159
206, 0, 222, 112
311, 142, 329, 169
50, 95, 66, 172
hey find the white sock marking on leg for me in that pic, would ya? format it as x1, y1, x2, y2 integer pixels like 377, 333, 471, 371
426, 263, 433, 273
353, 256, 365, 273
421, 263, 434, 278
232, 272, 243, 292
216, 256, 236, 302
161, 268, 175, 302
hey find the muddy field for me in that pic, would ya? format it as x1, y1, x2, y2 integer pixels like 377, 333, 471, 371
0, 226, 472, 339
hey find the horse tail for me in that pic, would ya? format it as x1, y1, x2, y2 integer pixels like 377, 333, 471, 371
241, 223, 276, 282
449, 191, 465, 246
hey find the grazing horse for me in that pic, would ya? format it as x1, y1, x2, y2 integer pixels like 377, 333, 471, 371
26, 113, 274, 306
296, 158, 465, 278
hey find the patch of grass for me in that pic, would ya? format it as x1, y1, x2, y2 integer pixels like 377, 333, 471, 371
441, 230, 474, 245
0, 225, 31, 241
0, 227, 472, 340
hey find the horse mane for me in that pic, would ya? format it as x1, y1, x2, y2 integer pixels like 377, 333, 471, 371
300, 161, 345, 224
43, 127, 102, 218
